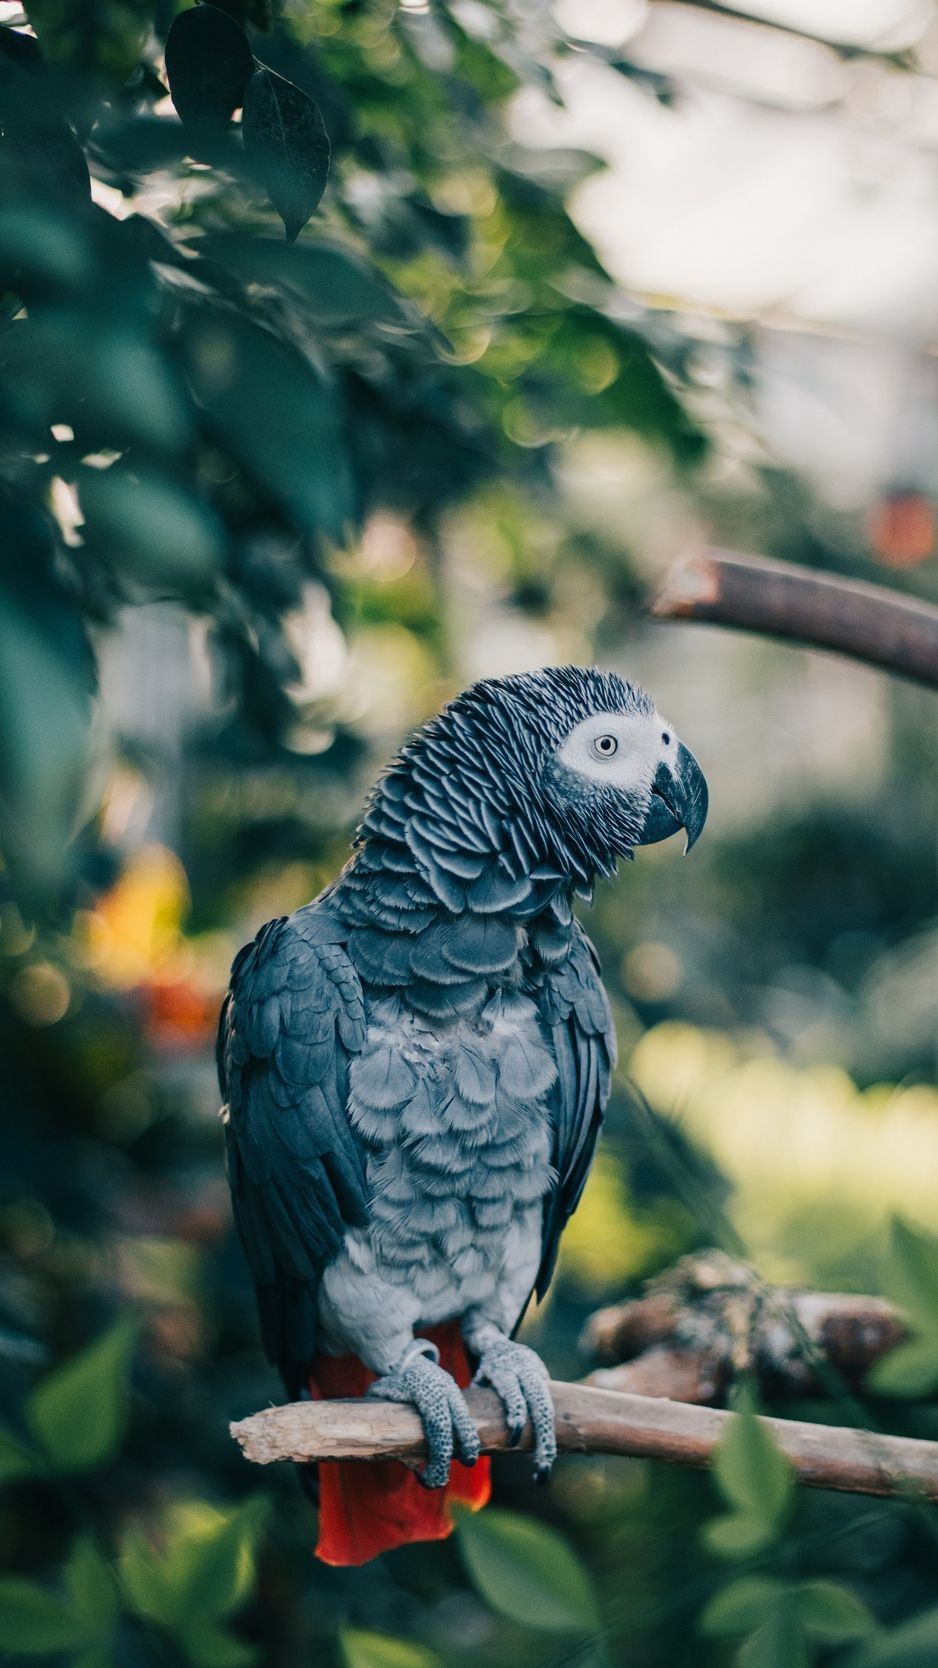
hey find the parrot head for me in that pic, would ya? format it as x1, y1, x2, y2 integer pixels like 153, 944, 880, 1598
391, 665, 708, 887
545, 668, 708, 860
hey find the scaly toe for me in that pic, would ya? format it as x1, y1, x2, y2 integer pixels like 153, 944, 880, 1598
474, 1339, 556, 1474
367, 1348, 479, 1488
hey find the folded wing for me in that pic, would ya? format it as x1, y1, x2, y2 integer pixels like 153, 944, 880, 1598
217, 905, 369, 1389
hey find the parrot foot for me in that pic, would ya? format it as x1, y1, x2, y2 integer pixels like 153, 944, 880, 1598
366, 1339, 481, 1490
473, 1338, 557, 1483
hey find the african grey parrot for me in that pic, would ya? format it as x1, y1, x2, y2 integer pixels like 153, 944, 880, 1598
218, 666, 707, 1563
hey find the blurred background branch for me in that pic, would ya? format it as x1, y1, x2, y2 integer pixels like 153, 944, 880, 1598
584, 1250, 908, 1401
651, 549, 938, 685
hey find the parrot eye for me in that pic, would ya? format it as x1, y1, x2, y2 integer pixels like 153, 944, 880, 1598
591, 735, 618, 759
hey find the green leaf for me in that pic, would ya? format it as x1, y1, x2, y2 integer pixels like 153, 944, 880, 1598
795, 1581, 873, 1643
119, 1527, 180, 1627
867, 1336, 938, 1398
0, 309, 191, 454
78, 464, 224, 596
0, 202, 94, 294
737, 1602, 811, 1668
700, 1577, 787, 1637
165, 1499, 265, 1618
120, 1498, 265, 1631
339, 1631, 442, 1668
702, 1514, 779, 1561
27, 1317, 137, 1472
63, 1538, 120, 1635
711, 1389, 793, 1533
201, 234, 417, 329
0, 1577, 87, 1653
165, 4, 255, 133
242, 65, 330, 241
0, 24, 42, 71
882, 1219, 938, 1332
849, 1606, 938, 1667
176, 1619, 260, 1668
182, 310, 352, 540
24, 0, 148, 81
0, 1423, 38, 1484
455, 1506, 599, 1634
0, 114, 91, 207
0, 493, 95, 905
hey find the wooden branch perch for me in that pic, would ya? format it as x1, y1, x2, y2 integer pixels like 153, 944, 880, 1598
584, 1252, 907, 1401
650, 548, 938, 687
231, 1381, 938, 1505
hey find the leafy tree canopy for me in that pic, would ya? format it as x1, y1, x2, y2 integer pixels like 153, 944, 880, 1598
0, 0, 704, 909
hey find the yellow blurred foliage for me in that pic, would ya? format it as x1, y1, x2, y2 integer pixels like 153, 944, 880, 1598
631, 1022, 938, 1285
77, 846, 190, 989
559, 1149, 692, 1294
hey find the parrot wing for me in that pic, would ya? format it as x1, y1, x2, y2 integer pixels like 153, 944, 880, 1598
217, 903, 368, 1385
534, 919, 616, 1300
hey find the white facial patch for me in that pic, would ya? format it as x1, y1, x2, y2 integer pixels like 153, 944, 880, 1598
556, 710, 672, 797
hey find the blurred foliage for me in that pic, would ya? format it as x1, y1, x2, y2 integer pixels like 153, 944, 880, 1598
0, 1, 937, 1666
0, 0, 703, 910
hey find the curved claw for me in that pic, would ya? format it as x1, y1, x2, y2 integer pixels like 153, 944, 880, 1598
367, 1347, 480, 1490
473, 1338, 557, 1482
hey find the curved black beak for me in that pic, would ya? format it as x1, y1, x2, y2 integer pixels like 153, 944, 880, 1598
639, 741, 708, 854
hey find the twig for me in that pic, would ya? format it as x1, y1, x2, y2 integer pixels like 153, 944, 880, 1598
650, 548, 938, 687
230, 1381, 938, 1504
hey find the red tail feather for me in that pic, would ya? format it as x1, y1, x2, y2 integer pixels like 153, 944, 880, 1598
310, 1321, 492, 1566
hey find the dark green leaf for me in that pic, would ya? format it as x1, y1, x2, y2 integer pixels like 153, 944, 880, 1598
121, 1499, 265, 1631
455, 1506, 599, 1634
242, 65, 330, 240
165, 4, 255, 133
63, 1538, 120, 1635
0, 1423, 37, 1484
182, 309, 352, 539
200, 234, 417, 329
0, 24, 43, 71
78, 463, 224, 597
0, 114, 90, 205
24, 0, 148, 81
795, 1581, 873, 1643
27, 1317, 137, 1471
737, 1602, 810, 1668
849, 1606, 938, 1667
882, 1219, 938, 1334
120, 1527, 180, 1627
702, 1513, 779, 1561
0, 310, 191, 454
176, 1619, 260, 1668
340, 1631, 442, 1668
700, 1577, 786, 1637
0, 203, 94, 295
711, 1388, 793, 1532
0, 491, 94, 905
165, 1499, 265, 1618
867, 1336, 938, 1398
0, 1578, 87, 1653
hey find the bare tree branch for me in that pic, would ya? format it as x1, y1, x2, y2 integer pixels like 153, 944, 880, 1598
584, 1253, 907, 1399
230, 1380, 938, 1504
650, 548, 938, 687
